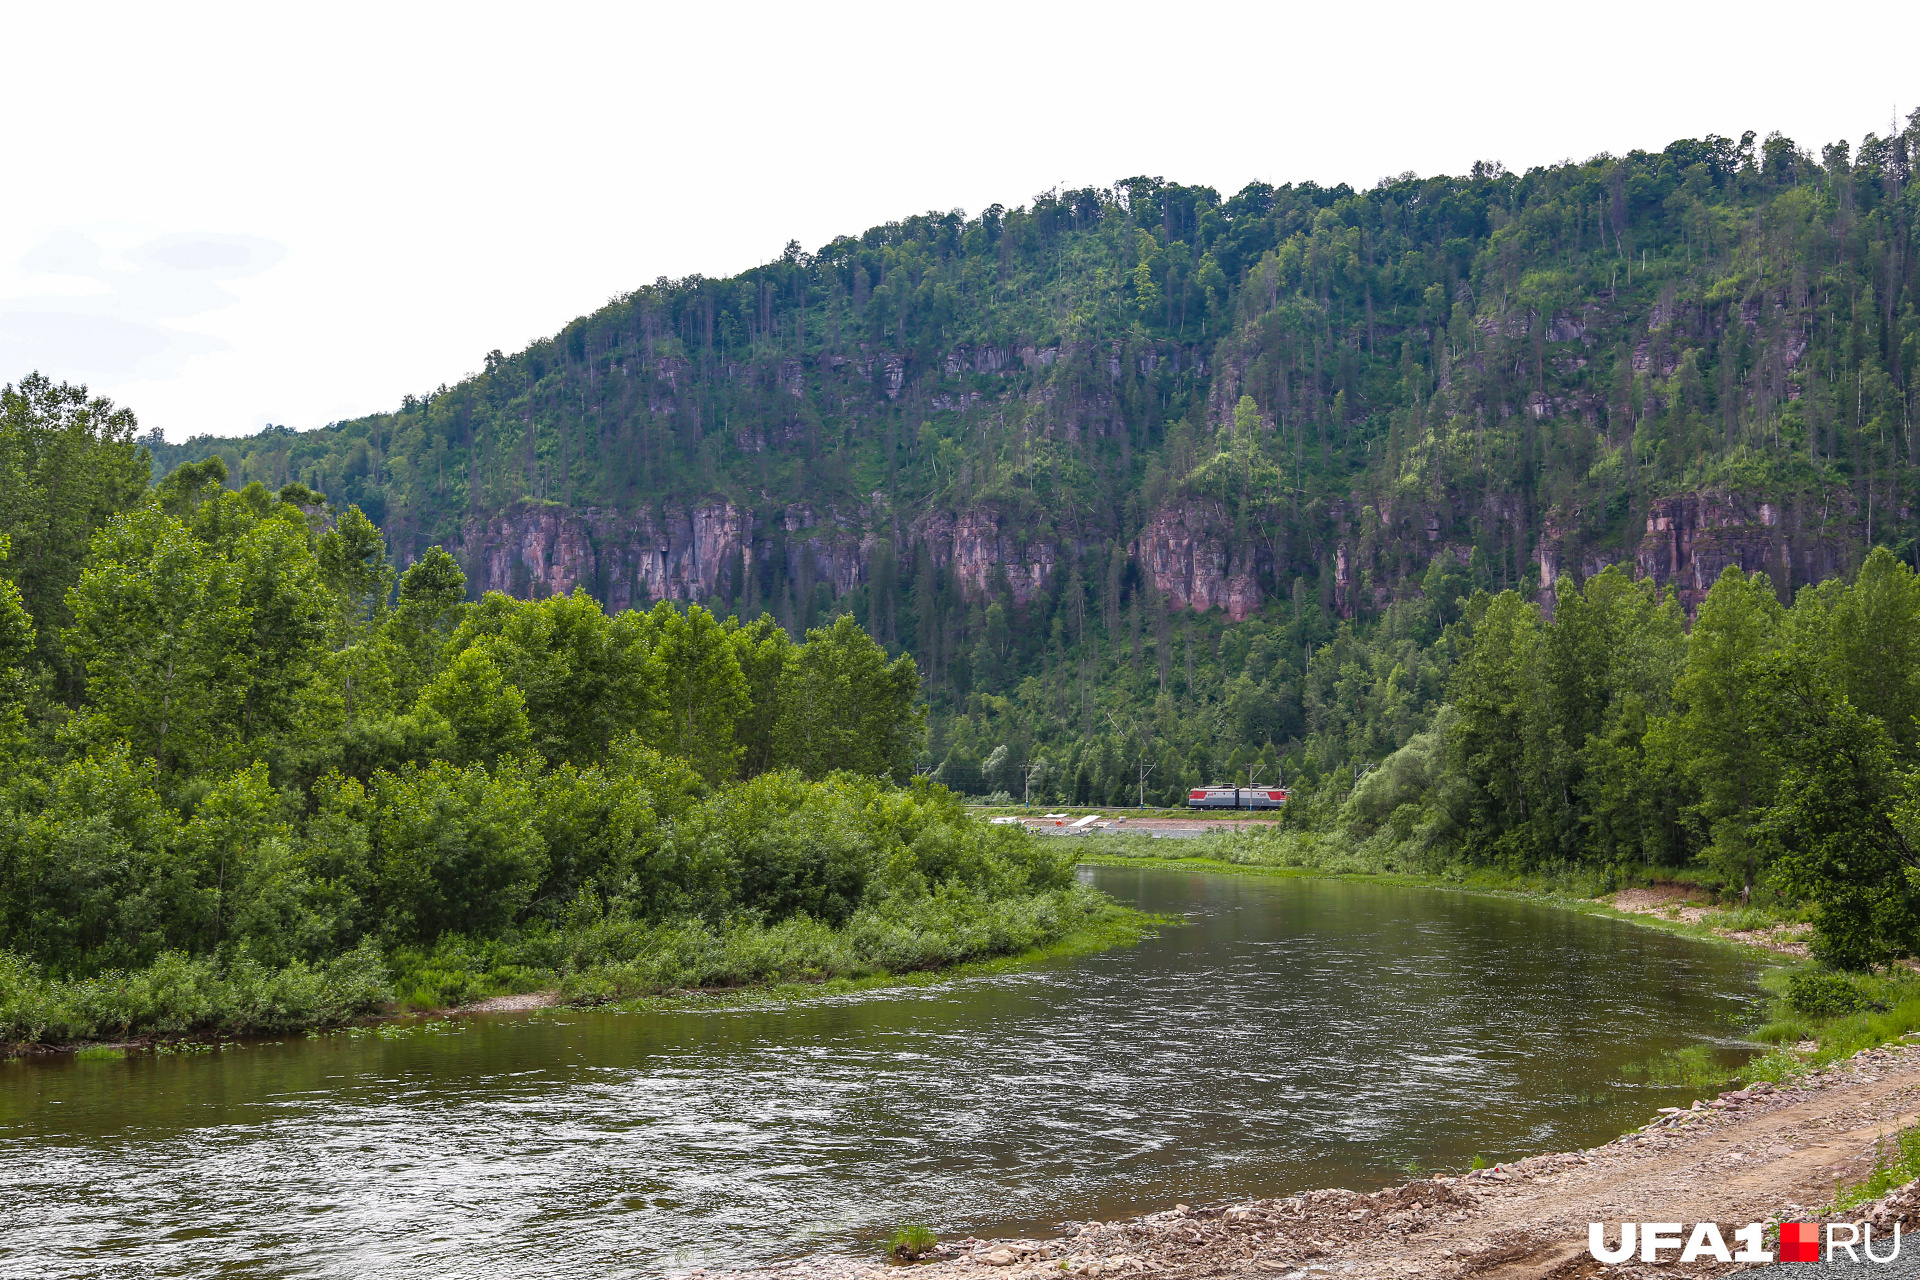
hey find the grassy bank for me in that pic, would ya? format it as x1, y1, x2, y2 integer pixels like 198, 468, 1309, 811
0, 885, 1152, 1053
591, 905, 1162, 1015
391, 883, 1145, 1007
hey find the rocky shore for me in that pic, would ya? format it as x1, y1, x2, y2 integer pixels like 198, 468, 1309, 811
707, 1039, 1920, 1280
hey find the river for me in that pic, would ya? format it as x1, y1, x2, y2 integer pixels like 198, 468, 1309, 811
0, 866, 1765, 1278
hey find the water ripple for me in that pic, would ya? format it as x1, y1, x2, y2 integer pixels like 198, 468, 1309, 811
0, 868, 1762, 1278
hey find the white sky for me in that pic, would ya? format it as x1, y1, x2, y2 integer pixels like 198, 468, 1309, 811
2, 0, 1914, 442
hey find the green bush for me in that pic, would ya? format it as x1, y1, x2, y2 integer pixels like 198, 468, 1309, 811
555, 884, 1131, 1002
1788, 969, 1872, 1016
1621, 1043, 1738, 1088
0, 941, 392, 1044
360, 876, 1139, 1012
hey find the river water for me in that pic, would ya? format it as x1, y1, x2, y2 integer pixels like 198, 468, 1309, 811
0, 866, 1764, 1278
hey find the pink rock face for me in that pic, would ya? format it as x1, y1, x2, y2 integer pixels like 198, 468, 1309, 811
453, 500, 875, 612
1225, 572, 1262, 621
466, 507, 596, 602
449, 483, 1860, 630
1136, 501, 1257, 620
457, 501, 755, 608
913, 508, 1056, 606
1630, 491, 1839, 614
452, 495, 1272, 622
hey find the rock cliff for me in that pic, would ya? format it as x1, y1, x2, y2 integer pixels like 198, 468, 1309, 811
1133, 501, 1263, 621
1631, 491, 1853, 612
912, 507, 1057, 605
448, 490, 1290, 623
1529, 489, 1859, 617
457, 502, 754, 609
447, 479, 1863, 628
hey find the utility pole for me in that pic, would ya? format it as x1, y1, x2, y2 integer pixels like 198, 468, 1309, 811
1106, 709, 1156, 809
1136, 755, 1156, 809
1023, 758, 1047, 811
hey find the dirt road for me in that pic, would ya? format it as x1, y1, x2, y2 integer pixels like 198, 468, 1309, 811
727, 1039, 1920, 1280
1012, 813, 1282, 837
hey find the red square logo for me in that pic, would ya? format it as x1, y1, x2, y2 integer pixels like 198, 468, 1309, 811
1780, 1222, 1820, 1262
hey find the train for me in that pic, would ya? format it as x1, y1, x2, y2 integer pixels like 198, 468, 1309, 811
1186, 786, 1288, 810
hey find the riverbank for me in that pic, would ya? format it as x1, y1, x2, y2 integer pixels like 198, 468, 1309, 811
725, 1039, 1920, 1280
0, 892, 1159, 1059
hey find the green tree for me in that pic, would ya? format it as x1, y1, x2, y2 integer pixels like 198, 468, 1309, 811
688, 770, 874, 925
644, 601, 749, 783
154, 455, 229, 517
317, 505, 399, 725
530, 763, 659, 919
178, 761, 288, 952
317, 505, 394, 630
1572, 569, 1690, 869
64, 508, 255, 775
1445, 592, 1543, 863
1649, 566, 1784, 897
1822, 547, 1920, 757
774, 614, 924, 781
1421, 556, 1471, 631
414, 646, 532, 766
388, 546, 468, 705
65, 497, 331, 775
728, 614, 795, 777
369, 759, 545, 943
0, 746, 187, 973
448, 589, 657, 765
0, 535, 35, 766
297, 770, 380, 946
0, 373, 149, 689
1760, 655, 1920, 969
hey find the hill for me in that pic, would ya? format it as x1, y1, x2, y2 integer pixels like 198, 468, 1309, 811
148, 116, 1920, 804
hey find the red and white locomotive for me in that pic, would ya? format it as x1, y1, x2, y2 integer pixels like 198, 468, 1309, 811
1186, 785, 1288, 810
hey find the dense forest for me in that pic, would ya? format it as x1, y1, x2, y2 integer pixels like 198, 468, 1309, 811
1332, 549, 1920, 969
11, 108, 1920, 987
0, 385, 1120, 1042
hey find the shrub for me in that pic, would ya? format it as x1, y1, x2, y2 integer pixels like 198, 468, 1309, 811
1620, 1043, 1738, 1088
1788, 969, 1870, 1016
0, 941, 391, 1044
1752, 1018, 1815, 1044
371, 760, 545, 942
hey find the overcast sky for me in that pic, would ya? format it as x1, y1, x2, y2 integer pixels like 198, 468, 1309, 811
3, 0, 1914, 442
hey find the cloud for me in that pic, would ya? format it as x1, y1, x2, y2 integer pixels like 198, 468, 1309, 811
0, 230, 287, 384
0, 310, 218, 382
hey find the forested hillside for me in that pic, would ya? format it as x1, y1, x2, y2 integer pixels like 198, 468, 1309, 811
137, 112, 1920, 814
